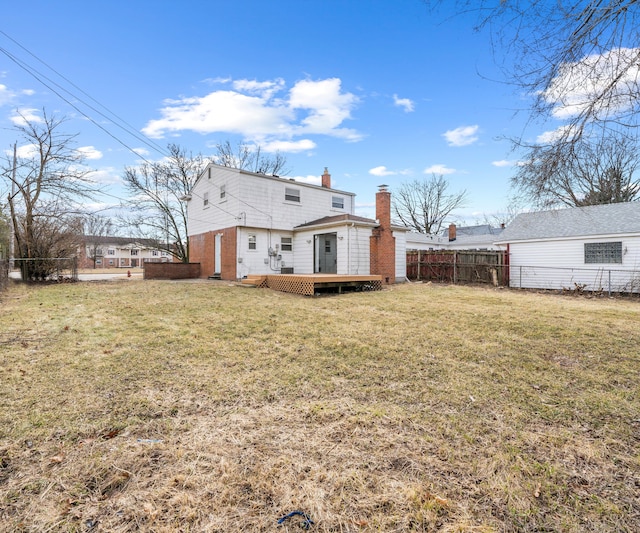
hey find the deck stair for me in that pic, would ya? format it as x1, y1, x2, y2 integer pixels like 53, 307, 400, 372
241, 274, 268, 288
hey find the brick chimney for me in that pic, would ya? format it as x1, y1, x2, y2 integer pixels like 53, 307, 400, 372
321, 167, 331, 188
370, 184, 396, 284
448, 223, 456, 242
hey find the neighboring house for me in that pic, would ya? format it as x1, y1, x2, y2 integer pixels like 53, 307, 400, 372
495, 202, 640, 293
186, 165, 407, 283
79, 236, 171, 269
406, 223, 505, 251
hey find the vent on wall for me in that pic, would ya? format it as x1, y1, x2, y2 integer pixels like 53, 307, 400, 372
280, 267, 294, 274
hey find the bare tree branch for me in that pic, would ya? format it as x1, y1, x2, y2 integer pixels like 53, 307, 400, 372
512, 128, 640, 208
214, 141, 290, 176
393, 175, 467, 234
1, 110, 99, 279
121, 144, 206, 263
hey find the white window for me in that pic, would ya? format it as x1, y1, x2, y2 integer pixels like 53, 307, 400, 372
281, 237, 292, 251
96, 259, 102, 265
131, 249, 139, 256
285, 187, 300, 203
108, 249, 115, 255
220, 184, 226, 199
108, 260, 114, 266
248, 234, 257, 250
203, 192, 209, 207
152, 250, 159, 256
95, 248, 103, 256
332, 196, 344, 209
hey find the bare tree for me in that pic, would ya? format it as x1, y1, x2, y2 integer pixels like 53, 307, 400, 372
83, 214, 114, 268
2, 111, 98, 280
214, 140, 290, 176
0, 209, 9, 260
513, 129, 640, 208
122, 144, 206, 263
427, 1, 640, 147
393, 174, 467, 234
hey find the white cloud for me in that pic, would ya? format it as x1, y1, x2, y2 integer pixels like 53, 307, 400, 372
368, 165, 411, 176
260, 139, 316, 153
77, 146, 103, 160
291, 174, 322, 185
10, 108, 43, 126
131, 147, 150, 157
424, 164, 456, 175
369, 165, 396, 177
393, 94, 415, 112
544, 47, 640, 119
15, 143, 39, 158
0, 84, 16, 106
442, 125, 479, 147
88, 167, 123, 186
492, 160, 512, 167
142, 77, 362, 149
535, 124, 574, 144
289, 78, 361, 140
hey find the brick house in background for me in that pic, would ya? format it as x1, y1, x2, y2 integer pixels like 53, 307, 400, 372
185, 164, 407, 283
79, 236, 171, 269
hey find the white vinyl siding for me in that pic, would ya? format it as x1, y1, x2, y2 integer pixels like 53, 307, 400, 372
508, 236, 640, 292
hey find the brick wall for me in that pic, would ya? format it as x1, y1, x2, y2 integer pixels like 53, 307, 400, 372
189, 226, 237, 280
143, 262, 201, 279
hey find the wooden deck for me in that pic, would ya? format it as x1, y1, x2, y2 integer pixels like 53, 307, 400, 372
241, 274, 383, 296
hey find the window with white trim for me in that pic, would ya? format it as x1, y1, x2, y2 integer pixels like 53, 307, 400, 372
131, 249, 139, 256
203, 192, 209, 207
220, 184, 226, 199
248, 234, 257, 250
584, 241, 622, 263
332, 196, 344, 209
285, 187, 300, 203
281, 237, 292, 251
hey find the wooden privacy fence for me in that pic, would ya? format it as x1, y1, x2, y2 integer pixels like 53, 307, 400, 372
406, 250, 508, 286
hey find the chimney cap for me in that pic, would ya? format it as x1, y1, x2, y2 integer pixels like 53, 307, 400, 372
378, 184, 389, 192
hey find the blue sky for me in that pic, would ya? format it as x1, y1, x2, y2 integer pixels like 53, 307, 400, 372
0, 0, 549, 223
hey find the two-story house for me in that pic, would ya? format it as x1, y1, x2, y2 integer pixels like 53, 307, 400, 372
186, 164, 407, 283
79, 236, 171, 269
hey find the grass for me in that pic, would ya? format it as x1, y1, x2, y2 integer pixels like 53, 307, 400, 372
1, 280, 639, 532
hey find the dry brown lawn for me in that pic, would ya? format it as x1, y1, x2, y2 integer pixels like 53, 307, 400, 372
1, 280, 639, 532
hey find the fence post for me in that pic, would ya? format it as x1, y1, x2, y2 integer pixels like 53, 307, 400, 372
453, 251, 457, 284
608, 269, 611, 296
519, 266, 522, 289
417, 250, 421, 281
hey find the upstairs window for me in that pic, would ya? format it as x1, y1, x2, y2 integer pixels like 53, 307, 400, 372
248, 234, 257, 250
285, 187, 300, 203
584, 242, 622, 263
131, 249, 139, 256
332, 196, 344, 209
281, 237, 292, 251
107, 249, 115, 255
220, 184, 226, 199
203, 192, 209, 207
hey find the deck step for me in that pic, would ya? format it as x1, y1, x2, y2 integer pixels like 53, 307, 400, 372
241, 275, 268, 288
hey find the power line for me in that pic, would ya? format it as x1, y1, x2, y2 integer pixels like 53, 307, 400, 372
0, 33, 166, 164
